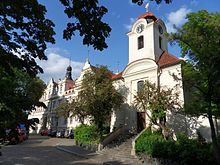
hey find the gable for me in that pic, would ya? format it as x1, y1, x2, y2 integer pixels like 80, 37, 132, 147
123, 58, 157, 77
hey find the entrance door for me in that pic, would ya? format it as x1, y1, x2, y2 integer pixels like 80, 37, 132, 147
137, 112, 146, 133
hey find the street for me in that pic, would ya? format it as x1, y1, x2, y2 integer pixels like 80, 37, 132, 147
0, 135, 101, 165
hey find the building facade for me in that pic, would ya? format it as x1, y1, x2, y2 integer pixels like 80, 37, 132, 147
28, 9, 219, 141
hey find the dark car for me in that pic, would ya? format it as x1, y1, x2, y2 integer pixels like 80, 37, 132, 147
68, 129, 74, 139
48, 130, 57, 137
56, 130, 65, 138
40, 129, 48, 136
65, 129, 74, 139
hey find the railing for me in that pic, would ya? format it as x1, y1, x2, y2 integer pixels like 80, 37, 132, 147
131, 127, 148, 156
98, 125, 125, 151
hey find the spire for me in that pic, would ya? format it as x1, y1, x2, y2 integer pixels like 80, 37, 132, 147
65, 59, 73, 80
83, 58, 91, 70
145, 2, 149, 12
116, 61, 120, 74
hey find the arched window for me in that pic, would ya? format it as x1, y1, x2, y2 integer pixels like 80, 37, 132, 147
138, 35, 144, 49
137, 80, 144, 93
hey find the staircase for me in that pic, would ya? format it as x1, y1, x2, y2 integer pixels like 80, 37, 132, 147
95, 135, 144, 165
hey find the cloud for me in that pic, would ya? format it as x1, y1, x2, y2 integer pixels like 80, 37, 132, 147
190, 0, 198, 6
37, 48, 84, 83
166, 7, 191, 33
123, 17, 135, 31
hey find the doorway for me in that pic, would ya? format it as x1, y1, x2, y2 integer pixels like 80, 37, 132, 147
137, 112, 146, 133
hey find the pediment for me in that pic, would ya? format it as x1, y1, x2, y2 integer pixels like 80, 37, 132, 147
123, 58, 157, 76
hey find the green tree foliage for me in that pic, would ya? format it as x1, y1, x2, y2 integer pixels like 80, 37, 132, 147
0, 68, 46, 137
59, 0, 111, 51
80, 66, 123, 137
135, 129, 214, 164
169, 10, 220, 163
74, 124, 99, 144
60, 66, 123, 139
134, 80, 181, 139
0, 0, 55, 76
132, 0, 172, 5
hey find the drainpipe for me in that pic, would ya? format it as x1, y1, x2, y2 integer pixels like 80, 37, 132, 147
157, 63, 162, 92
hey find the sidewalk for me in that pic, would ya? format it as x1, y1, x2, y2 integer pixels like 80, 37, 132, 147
56, 139, 103, 164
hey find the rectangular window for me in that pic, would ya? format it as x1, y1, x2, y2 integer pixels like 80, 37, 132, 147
138, 36, 144, 49
159, 36, 162, 49
137, 80, 144, 93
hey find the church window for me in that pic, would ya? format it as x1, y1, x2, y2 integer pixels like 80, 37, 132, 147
60, 85, 63, 94
159, 36, 162, 49
63, 117, 67, 125
138, 36, 144, 49
146, 18, 153, 24
137, 80, 144, 93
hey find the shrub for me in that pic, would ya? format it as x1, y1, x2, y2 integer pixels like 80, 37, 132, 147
135, 130, 214, 164
74, 124, 99, 144
175, 133, 214, 164
135, 129, 164, 155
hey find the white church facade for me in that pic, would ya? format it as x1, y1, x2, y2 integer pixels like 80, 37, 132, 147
29, 10, 218, 141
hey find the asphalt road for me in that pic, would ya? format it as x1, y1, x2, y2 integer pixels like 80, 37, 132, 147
0, 135, 101, 165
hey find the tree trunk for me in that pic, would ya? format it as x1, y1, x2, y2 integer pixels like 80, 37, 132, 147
215, 117, 219, 136
158, 123, 171, 140
208, 112, 220, 164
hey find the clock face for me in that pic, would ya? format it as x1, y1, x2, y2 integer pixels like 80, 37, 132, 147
136, 24, 144, 33
158, 25, 163, 34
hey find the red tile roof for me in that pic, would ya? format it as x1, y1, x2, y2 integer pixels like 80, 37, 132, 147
157, 51, 182, 68
111, 72, 123, 80
138, 12, 157, 22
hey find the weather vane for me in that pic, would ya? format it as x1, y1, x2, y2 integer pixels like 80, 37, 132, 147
145, 2, 149, 12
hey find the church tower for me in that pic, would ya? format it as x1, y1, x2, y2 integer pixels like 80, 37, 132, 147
65, 65, 73, 80
127, 5, 168, 63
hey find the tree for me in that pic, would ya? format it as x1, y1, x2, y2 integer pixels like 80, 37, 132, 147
0, 68, 46, 138
0, 0, 55, 76
68, 66, 123, 139
54, 98, 89, 125
134, 80, 180, 139
169, 10, 220, 163
132, 0, 172, 5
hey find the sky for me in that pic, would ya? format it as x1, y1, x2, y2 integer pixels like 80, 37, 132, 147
37, 0, 220, 83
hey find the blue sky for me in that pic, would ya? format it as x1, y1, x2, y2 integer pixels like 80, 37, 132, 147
37, 0, 220, 83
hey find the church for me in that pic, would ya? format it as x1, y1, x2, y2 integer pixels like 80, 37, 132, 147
29, 8, 215, 141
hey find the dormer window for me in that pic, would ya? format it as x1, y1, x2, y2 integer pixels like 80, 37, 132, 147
138, 35, 144, 49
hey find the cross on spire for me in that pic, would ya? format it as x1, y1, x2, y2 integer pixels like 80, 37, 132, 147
145, 2, 149, 12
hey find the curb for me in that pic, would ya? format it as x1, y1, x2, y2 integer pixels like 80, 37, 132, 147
56, 144, 104, 165
55, 142, 89, 159
56, 144, 88, 159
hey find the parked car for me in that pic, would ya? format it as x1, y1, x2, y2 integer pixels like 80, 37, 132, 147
18, 129, 28, 141
68, 129, 74, 139
64, 129, 74, 139
40, 129, 48, 136
8, 128, 28, 145
56, 130, 65, 138
48, 130, 57, 137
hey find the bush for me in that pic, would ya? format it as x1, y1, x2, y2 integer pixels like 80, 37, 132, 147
135, 129, 164, 155
135, 130, 214, 164
174, 133, 214, 164
74, 125, 99, 144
